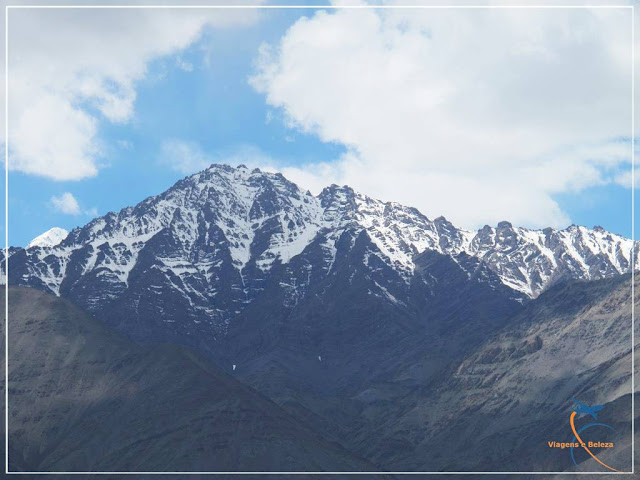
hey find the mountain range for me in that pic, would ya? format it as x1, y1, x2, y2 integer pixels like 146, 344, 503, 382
2, 165, 637, 343
2, 163, 637, 474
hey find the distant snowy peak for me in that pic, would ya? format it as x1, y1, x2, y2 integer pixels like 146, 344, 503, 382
464, 221, 637, 297
316, 183, 638, 296
27, 227, 69, 249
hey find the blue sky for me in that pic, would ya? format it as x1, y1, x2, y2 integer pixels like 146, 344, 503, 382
7, 7, 344, 246
4, 5, 638, 246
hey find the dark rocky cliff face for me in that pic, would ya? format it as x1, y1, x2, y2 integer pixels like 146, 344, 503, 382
2, 287, 377, 474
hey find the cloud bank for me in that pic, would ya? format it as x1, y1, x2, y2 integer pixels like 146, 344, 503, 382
251, 6, 634, 229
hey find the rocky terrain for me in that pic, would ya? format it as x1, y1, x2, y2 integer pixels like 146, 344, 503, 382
1, 287, 377, 474
2, 165, 637, 343
355, 274, 637, 473
2, 276, 636, 477
1, 164, 637, 476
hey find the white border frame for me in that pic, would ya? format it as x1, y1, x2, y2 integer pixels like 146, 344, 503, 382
2, 3, 635, 476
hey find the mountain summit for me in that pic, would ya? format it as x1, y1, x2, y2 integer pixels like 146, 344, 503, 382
2, 164, 637, 350
3, 165, 639, 297
26, 227, 68, 248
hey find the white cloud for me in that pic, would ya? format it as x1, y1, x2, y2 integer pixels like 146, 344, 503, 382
5, 5, 260, 181
176, 56, 195, 72
85, 207, 99, 217
250, 6, 635, 229
160, 139, 212, 174
160, 138, 280, 175
50, 191, 98, 216
50, 192, 81, 215
12, 93, 99, 180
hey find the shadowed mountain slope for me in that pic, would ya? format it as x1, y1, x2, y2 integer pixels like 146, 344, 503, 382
0, 276, 637, 477
2, 287, 377, 474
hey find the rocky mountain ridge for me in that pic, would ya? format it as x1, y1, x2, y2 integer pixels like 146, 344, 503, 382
2, 164, 637, 344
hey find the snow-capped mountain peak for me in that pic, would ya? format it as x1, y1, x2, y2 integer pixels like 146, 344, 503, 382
27, 227, 69, 248
3, 164, 638, 336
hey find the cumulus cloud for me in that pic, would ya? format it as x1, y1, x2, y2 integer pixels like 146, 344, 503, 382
50, 191, 98, 216
50, 192, 81, 215
11, 93, 99, 180
6, 5, 260, 181
250, 6, 635, 229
